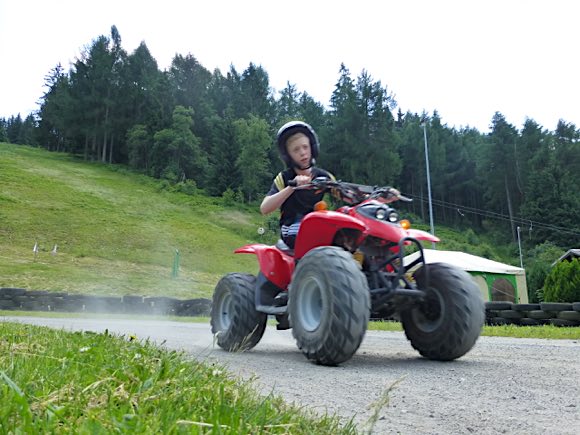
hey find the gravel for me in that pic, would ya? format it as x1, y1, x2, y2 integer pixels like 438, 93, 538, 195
2, 316, 579, 434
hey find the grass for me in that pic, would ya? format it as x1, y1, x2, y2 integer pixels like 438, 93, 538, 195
367, 319, 580, 339
480, 323, 580, 339
0, 143, 277, 298
0, 321, 355, 434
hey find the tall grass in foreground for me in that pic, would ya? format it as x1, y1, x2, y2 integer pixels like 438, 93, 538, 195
0, 322, 355, 434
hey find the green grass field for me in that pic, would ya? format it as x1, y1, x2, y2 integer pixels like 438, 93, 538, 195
0, 143, 275, 299
0, 321, 355, 434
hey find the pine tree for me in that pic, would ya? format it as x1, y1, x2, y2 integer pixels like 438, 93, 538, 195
234, 115, 272, 202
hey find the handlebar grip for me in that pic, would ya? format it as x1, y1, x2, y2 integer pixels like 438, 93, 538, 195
288, 180, 297, 187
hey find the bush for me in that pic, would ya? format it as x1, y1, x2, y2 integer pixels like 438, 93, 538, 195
526, 262, 550, 303
543, 258, 580, 302
525, 242, 567, 303
174, 179, 198, 195
222, 188, 236, 206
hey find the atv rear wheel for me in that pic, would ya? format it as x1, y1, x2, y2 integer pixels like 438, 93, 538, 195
289, 246, 370, 365
210, 273, 267, 352
401, 263, 484, 361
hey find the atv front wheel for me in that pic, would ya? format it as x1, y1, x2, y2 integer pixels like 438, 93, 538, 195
401, 263, 485, 361
210, 273, 267, 351
289, 246, 370, 365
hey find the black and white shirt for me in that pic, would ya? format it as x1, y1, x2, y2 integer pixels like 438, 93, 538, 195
266, 167, 335, 229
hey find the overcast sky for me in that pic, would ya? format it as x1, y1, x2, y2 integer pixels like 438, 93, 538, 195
1, 0, 578, 133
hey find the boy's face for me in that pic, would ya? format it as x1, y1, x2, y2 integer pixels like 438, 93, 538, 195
286, 133, 311, 169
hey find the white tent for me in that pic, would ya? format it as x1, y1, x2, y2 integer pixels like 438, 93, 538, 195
404, 249, 528, 303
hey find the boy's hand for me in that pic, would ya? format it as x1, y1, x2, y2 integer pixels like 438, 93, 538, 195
292, 175, 312, 187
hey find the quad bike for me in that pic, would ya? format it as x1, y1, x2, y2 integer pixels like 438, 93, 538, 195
211, 178, 485, 365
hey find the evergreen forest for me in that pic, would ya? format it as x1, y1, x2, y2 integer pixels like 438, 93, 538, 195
1, 25, 579, 262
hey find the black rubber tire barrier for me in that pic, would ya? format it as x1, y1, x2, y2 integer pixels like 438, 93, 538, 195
557, 311, 580, 321
499, 309, 524, 319
485, 301, 513, 311
486, 317, 510, 326
527, 310, 557, 320
512, 303, 541, 311
540, 302, 573, 311
549, 318, 579, 327
519, 318, 542, 326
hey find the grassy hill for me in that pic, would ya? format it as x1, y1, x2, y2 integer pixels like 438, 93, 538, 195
0, 142, 516, 299
0, 143, 274, 298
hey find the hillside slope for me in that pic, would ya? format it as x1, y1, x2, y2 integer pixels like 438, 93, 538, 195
0, 143, 264, 298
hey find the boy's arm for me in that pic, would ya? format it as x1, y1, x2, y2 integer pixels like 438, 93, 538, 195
260, 186, 294, 215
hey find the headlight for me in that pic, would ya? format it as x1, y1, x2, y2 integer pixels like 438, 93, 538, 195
387, 211, 399, 222
375, 208, 387, 220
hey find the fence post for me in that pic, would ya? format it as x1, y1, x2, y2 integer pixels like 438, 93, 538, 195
172, 249, 180, 278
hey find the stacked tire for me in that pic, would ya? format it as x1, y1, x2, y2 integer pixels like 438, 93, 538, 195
485, 301, 580, 326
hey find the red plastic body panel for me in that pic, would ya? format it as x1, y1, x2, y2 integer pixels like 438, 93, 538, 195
235, 244, 294, 290
406, 228, 440, 243
294, 211, 367, 259
234, 200, 438, 290
344, 200, 441, 244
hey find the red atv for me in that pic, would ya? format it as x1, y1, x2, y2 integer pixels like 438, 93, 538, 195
211, 178, 484, 365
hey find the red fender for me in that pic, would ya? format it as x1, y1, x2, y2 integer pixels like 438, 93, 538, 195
294, 211, 367, 259
234, 244, 294, 290
406, 228, 440, 243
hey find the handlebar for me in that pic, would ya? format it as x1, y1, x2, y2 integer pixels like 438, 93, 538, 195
291, 177, 412, 205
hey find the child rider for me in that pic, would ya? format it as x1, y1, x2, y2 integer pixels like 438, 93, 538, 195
260, 121, 335, 249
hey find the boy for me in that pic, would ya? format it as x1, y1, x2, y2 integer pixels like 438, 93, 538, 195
260, 121, 335, 248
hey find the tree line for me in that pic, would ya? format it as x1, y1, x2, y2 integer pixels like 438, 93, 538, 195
1, 25, 579, 251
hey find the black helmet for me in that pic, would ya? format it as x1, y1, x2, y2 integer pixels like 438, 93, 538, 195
276, 121, 319, 168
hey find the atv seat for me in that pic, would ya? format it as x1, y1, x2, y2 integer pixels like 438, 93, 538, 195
275, 239, 294, 256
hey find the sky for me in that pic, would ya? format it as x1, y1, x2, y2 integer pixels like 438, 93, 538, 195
1, 0, 579, 133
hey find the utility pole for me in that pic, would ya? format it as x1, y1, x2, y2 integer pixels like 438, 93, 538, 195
517, 226, 524, 269
421, 120, 436, 249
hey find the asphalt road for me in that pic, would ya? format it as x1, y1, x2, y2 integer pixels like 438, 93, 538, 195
2, 315, 579, 434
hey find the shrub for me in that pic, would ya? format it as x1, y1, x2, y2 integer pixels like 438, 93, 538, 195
175, 179, 197, 195
526, 262, 550, 303
543, 258, 580, 302
222, 188, 236, 206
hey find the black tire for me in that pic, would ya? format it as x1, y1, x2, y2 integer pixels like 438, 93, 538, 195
499, 309, 524, 319
519, 318, 541, 326
485, 310, 500, 319
401, 263, 485, 361
540, 302, 573, 312
557, 311, 580, 321
512, 303, 541, 312
486, 317, 509, 326
289, 246, 370, 366
485, 301, 513, 310
527, 310, 556, 320
550, 318, 579, 327
210, 273, 267, 352
573, 302, 580, 312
